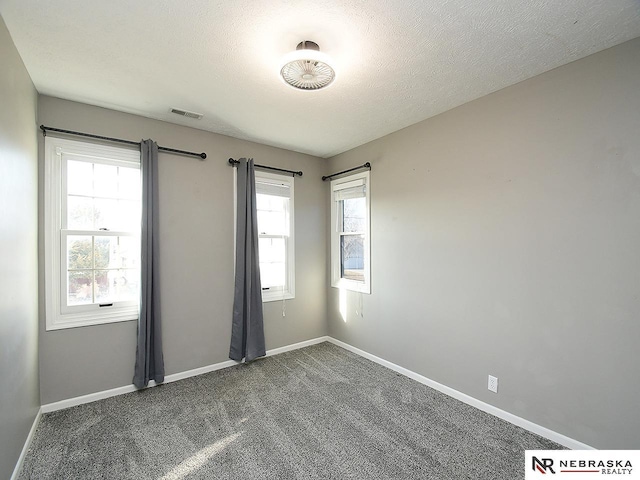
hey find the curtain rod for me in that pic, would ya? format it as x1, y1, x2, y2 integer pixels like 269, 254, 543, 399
322, 162, 371, 181
228, 158, 303, 177
40, 125, 207, 159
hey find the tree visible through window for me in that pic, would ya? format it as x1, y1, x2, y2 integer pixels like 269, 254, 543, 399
44, 137, 141, 330
65, 160, 141, 307
339, 196, 366, 281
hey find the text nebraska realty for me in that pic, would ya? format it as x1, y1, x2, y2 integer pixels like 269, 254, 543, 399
562, 459, 632, 475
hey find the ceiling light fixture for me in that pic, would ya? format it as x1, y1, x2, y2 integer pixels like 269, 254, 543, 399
280, 41, 335, 91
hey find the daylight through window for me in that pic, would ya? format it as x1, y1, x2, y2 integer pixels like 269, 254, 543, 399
45, 137, 141, 330
331, 171, 370, 293
255, 172, 295, 302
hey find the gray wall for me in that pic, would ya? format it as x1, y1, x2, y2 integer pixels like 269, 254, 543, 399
38, 96, 327, 404
326, 38, 640, 449
0, 15, 40, 479
17, 23, 640, 452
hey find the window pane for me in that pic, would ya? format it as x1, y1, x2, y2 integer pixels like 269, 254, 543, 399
94, 236, 115, 269
95, 269, 140, 303
67, 195, 95, 229
259, 237, 286, 288
95, 269, 139, 303
117, 200, 142, 231
93, 163, 118, 198
118, 236, 140, 269
114, 269, 139, 302
94, 270, 111, 303
93, 198, 118, 230
256, 193, 271, 211
94, 198, 140, 231
67, 236, 93, 270
93, 236, 139, 270
258, 237, 285, 263
119, 167, 140, 199
260, 263, 286, 288
67, 160, 93, 196
68, 270, 93, 305
257, 194, 288, 235
257, 210, 287, 235
341, 197, 366, 233
340, 234, 365, 282
67, 161, 140, 232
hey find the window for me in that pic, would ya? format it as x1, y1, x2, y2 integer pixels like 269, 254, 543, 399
44, 137, 141, 330
255, 171, 295, 302
331, 171, 370, 293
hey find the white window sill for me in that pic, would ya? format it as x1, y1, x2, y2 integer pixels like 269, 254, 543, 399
262, 292, 295, 303
331, 279, 370, 295
46, 308, 138, 331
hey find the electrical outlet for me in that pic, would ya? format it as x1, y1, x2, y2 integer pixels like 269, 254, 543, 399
488, 375, 498, 393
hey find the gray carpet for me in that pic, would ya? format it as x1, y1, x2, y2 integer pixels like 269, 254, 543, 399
19, 342, 561, 479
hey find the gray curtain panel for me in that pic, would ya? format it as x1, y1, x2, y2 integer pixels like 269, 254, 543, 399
229, 158, 266, 362
133, 139, 165, 388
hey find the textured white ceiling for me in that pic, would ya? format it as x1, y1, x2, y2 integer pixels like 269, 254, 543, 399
1, 0, 639, 158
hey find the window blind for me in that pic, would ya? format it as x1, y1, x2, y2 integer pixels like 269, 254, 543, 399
256, 181, 290, 198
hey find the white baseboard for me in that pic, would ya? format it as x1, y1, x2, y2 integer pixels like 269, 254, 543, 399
39, 334, 592, 451
41, 336, 330, 414
326, 337, 594, 450
10, 407, 42, 480
265, 336, 329, 356
41, 381, 152, 414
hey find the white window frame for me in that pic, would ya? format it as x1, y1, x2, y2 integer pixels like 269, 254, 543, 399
330, 170, 371, 294
233, 168, 296, 303
44, 136, 141, 330
255, 171, 295, 302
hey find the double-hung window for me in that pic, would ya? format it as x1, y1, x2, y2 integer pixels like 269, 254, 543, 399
330, 170, 370, 293
44, 137, 142, 330
255, 171, 295, 302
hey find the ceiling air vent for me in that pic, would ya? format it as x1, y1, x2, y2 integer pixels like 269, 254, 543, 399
170, 108, 203, 120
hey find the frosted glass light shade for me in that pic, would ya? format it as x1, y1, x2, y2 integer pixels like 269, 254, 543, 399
280, 41, 335, 90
